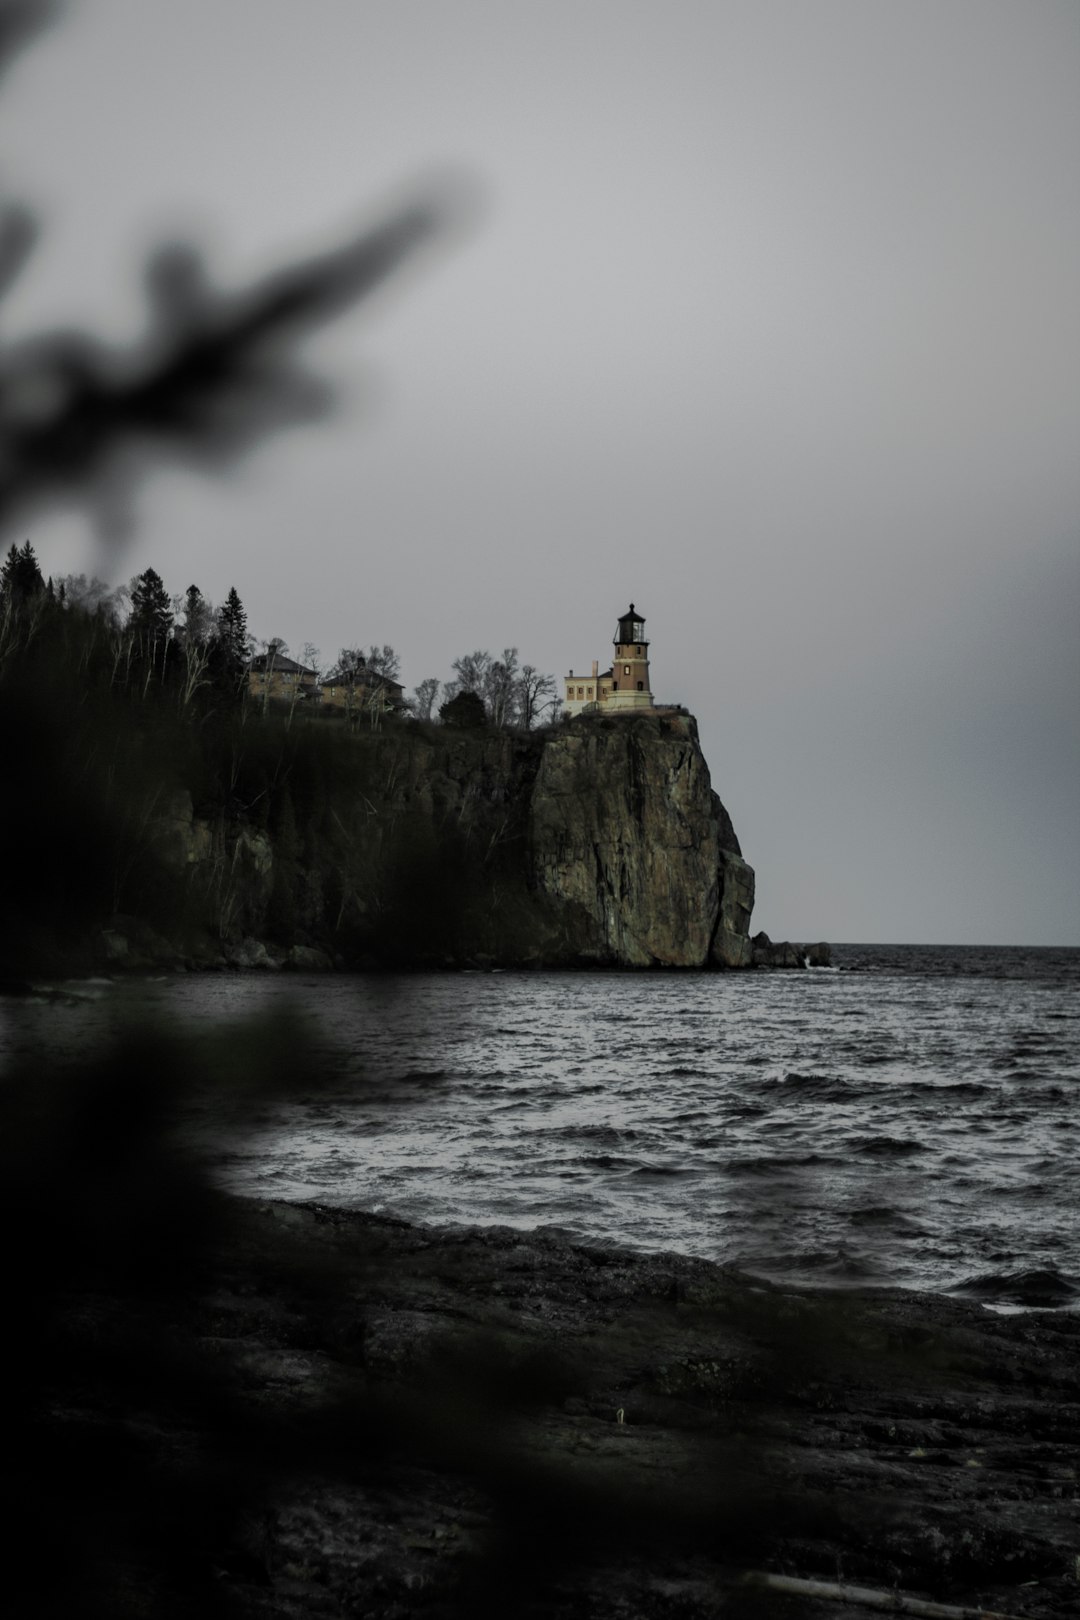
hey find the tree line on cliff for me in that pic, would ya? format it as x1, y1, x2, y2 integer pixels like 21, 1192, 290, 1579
0, 547, 565, 974
1, 544, 567, 968
1, 542, 559, 733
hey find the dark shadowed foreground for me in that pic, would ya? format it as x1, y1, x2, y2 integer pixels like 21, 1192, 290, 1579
4, 1018, 1077, 1620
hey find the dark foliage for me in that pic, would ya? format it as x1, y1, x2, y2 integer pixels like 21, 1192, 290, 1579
0, 536, 44, 605
440, 688, 488, 729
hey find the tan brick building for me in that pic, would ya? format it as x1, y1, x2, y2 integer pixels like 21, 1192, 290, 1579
564, 603, 655, 717
247, 651, 403, 717
248, 651, 320, 705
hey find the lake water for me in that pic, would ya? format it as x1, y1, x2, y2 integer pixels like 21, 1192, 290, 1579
3, 944, 1078, 1306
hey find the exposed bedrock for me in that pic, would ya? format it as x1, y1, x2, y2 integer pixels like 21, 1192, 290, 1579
527, 711, 752, 967
110, 710, 796, 971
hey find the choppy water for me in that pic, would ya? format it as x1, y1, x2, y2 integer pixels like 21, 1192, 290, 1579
3, 945, 1078, 1305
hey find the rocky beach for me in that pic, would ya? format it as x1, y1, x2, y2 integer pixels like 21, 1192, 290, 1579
23, 1188, 1078, 1619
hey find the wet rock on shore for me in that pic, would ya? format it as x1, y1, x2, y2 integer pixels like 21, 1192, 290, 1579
45, 1198, 1074, 1618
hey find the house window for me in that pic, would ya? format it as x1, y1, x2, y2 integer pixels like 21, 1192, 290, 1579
578, 687, 584, 699
587, 687, 593, 698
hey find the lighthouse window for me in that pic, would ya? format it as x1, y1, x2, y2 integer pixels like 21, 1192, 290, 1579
637, 681, 643, 691
623, 665, 630, 675
632, 621, 644, 639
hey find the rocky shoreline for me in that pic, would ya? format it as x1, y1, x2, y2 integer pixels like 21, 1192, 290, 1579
92, 919, 832, 976
32, 1196, 1078, 1618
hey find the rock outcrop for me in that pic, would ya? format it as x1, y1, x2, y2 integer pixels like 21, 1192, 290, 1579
104, 710, 766, 972
751, 932, 832, 969
527, 711, 751, 967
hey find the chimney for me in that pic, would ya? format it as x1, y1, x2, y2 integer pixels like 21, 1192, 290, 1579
592, 660, 598, 678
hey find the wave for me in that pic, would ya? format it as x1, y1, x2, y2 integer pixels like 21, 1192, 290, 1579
723, 1152, 844, 1175
629, 1162, 696, 1179
555, 1123, 641, 1145
848, 1205, 926, 1232
949, 1268, 1079, 1308
848, 1135, 925, 1158
768, 1071, 852, 1101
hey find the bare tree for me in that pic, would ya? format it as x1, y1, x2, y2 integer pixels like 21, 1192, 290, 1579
364, 644, 397, 679
443, 649, 493, 710
516, 664, 558, 729
56, 574, 126, 620
162, 584, 213, 711
180, 583, 215, 642
281, 640, 321, 729
486, 647, 519, 728
412, 676, 440, 721
443, 647, 555, 728
362, 644, 401, 729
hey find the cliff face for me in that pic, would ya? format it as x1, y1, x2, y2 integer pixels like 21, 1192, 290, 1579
527, 712, 753, 967
136, 710, 755, 970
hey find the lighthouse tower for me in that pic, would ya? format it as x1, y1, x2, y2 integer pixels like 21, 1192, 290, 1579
563, 603, 655, 716
605, 603, 653, 710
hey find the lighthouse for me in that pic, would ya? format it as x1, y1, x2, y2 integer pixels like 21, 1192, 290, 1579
563, 604, 655, 716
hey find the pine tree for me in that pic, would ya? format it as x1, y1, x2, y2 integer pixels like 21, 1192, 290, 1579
17, 540, 44, 599
128, 567, 173, 647
0, 544, 17, 606
209, 586, 250, 705
0, 540, 45, 609
217, 587, 248, 666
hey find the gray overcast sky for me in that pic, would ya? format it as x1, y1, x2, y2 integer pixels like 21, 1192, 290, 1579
4, 0, 1078, 944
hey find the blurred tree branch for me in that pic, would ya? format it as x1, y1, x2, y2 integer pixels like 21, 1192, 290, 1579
0, 0, 62, 81
0, 200, 459, 537
0, 0, 468, 539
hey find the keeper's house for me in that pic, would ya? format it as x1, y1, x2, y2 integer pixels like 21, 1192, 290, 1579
248, 651, 319, 704
564, 604, 655, 718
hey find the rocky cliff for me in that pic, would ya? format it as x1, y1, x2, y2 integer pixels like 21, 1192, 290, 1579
527, 711, 754, 967
123, 709, 757, 971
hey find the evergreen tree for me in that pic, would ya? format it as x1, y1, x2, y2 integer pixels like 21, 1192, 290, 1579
181, 584, 213, 644
439, 689, 487, 729
124, 567, 174, 692
217, 587, 248, 663
209, 586, 250, 704
128, 567, 173, 647
0, 540, 45, 608
0, 544, 17, 606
